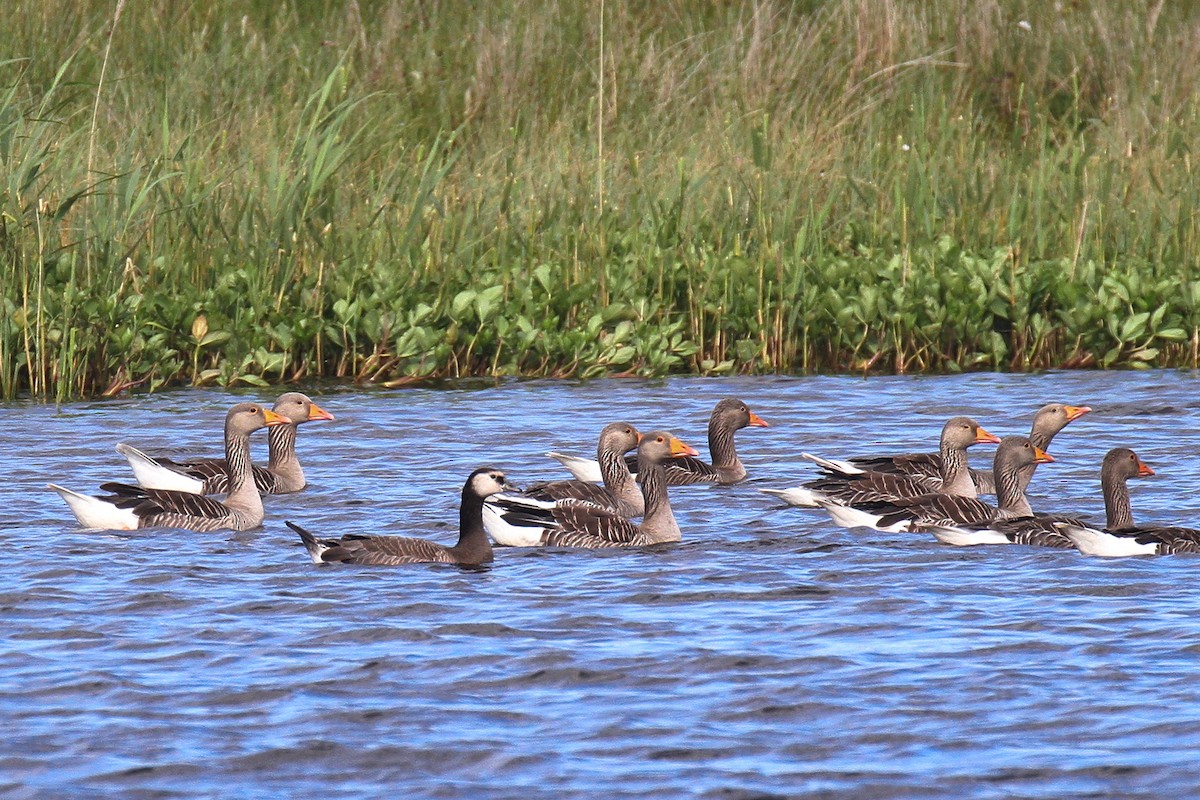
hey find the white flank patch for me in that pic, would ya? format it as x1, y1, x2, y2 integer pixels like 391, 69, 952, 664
802, 452, 864, 475
482, 502, 551, 547
759, 486, 819, 508
48, 484, 140, 531
928, 525, 1010, 547
544, 452, 604, 483
1056, 523, 1157, 558
816, 498, 910, 532
116, 443, 206, 494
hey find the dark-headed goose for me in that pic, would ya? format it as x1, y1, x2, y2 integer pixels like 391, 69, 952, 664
49, 403, 289, 531
1056, 449, 1200, 556
488, 431, 697, 548
117, 392, 335, 494
289, 468, 517, 566
818, 436, 1053, 533
548, 398, 767, 486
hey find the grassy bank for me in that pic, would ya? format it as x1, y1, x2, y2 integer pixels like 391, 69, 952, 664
2, 0, 1199, 400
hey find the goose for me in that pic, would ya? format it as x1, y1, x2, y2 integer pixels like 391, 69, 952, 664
486, 431, 697, 548
288, 468, 517, 566
1056, 449, 1200, 556
818, 436, 1052, 533
116, 392, 335, 494
49, 403, 289, 531
760, 417, 999, 507
547, 398, 767, 486
817, 403, 1089, 495
482, 424, 643, 547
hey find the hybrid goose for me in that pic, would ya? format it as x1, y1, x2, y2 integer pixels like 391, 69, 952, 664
487, 431, 697, 548
818, 436, 1052, 533
117, 392, 335, 494
49, 403, 289, 532
289, 468, 518, 566
817, 403, 1088, 495
1056, 449, 1200, 556
547, 398, 767, 486
761, 417, 999, 507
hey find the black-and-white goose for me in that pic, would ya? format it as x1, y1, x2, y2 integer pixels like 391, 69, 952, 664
819, 403, 1088, 495
547, 398, 767, 486
487, 431, 697, 548
818, 436, 1053, 533
288, 468, 517, 566
49, 403, 289, 532
116, 392, 335, 495
761, 416, 999, 507
1056, 449, 1200, 556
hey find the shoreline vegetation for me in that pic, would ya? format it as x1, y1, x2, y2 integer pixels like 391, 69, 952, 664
2, 0, 1199, 401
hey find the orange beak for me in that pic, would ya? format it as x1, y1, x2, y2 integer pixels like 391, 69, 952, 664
748, 411, 769, 428
669, 436, 700, 458
974, 425, 1001, 445
1032, 445, 1054, 464
307, 402, 335, 422
1064, 405, 1092, 422
1137, 459, 1155, 477
262, 408, 291, 427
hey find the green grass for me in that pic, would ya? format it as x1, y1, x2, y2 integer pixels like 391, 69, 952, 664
2, 0, 1200, 400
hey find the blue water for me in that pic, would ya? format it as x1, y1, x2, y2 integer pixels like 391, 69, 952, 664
5, 372, 1200, 798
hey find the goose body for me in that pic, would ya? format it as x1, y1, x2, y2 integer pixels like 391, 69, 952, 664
547, 398, 767, 486
291, 469, 517, 566
486, 431, 697, 548
833, 404, 1089, 495
1053, 448, 1200, 556
763, 417, 998, 508
118, 392, 334, 495
50, 403, 289, 531
818, 436, 1053, 533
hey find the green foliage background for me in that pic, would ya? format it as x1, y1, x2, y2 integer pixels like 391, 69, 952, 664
2, 0, 1199, 399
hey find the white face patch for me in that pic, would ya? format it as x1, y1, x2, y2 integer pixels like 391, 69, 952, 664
472, 472, 507, 496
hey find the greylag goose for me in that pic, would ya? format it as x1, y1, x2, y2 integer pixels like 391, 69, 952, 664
486, 431, 697, 548
547, 398, 767, 486
761, 417, 999, 507
483, 423, 643, 547
116, 392, 335, 494
49, 403, 289, 531
818, 436, 1052, 533
288, 468, 517, 566
821, 403, 1089, 495
1056, 450, 1200, 556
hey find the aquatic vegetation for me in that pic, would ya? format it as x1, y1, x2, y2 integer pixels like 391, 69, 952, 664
2, 0, 1200, 399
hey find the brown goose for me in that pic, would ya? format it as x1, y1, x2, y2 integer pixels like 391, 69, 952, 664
762, 417, 999, 507
1057, 449, 1200, 556
116, 392, 335, 495
834, 403, 1089, 494
548, 398, 768, 486
288, 468, 517, 566
486, 431, 698, 548
49, 403, 289, 531
819, 436, 1053, 533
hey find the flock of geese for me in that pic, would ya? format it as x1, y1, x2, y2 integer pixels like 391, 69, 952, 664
48, 392, 1200, 565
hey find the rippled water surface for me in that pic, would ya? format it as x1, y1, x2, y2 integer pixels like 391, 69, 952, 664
6, 372, 1200, 799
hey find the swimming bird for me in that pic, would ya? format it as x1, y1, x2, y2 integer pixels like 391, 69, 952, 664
49, 403, 289, 531
761, 416, 999, 507
1056, 449, 1200, 556
547, 398, 767, 485
817, 403, 1089, 495
288, 468, 518, 566
487, 431, 697, 548
116, 392, 335, 494
818, 436, 1053, 533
